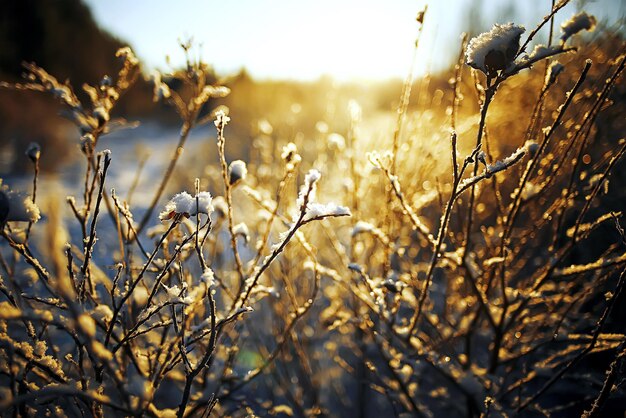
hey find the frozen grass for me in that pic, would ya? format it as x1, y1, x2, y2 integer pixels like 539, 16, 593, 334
1, 2, 625, 417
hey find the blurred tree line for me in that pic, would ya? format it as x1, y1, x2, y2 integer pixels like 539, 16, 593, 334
0, 0, 410, 174
0, 0, 159, 173
1, 0, 124, 84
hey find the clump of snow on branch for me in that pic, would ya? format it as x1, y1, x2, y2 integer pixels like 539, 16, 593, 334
158, 191, 213, 221
295, 169, 351, 223
466, 23, 525, 74
560, 12, 597, 43
0, 182, 40, 224
228, 160, 247, 185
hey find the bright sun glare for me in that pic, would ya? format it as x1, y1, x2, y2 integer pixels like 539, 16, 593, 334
84, 0, 621, 80
84, 0, 443, 80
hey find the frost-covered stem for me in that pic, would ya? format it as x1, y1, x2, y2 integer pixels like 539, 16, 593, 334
518, 265, 626, 411
523, 83, 550, 148
372, 336, 427, 417
451, 131, 459, 183
112, 195, 150, 260
79, 153, 111, 299
85, 151, 120, 238
241, 213, 306, 309
505, 46, 575, 78
0, 276, 17, 307
6, 385, 132, 415
176, 197, 218, 418
83, 144, 94, 221
221, 266, 320, 401
391, 8, 425, 174
553, 55, 625, 237
112, 301, 178, 354
215, 117, 246, 291
126, 152, 147, 205
177, 287, 216, 418
583, 339, 626, 418
348, 111, 360, 219
378, 163, 433, 244
490, 64, 593, 369
24, 155, 39, 243
451, 34, 468, 133
571, 142, 626, 242
248, 170, 291, 274
143, 228, 200, 311
136, 122, 192, 235
462, 83, 496, 259
454, 151, 526, 195
406, 129, 481, 335
381, 10, 425, 279
104, 218, 180, 347
238, 183, 315, 309
66, 245, 78, 294
406, 129, 525, 336
515, 0, 570, 60
67, 197, 87, 239
504, 61, 591, 243
548, 0, 556, 46
193, 179, 211, 271
0, 230, 50, 284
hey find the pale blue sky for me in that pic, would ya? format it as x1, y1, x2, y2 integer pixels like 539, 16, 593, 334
84, 0, 623, 80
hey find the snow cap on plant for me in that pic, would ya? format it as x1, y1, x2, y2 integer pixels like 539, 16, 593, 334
93, 106, 110, 126
25, 142, 41, 163
151, 70, 171, 102
159, 191, 213, 221
0, 184, 40, 224
545, 61, 565, 86
190, 191, 213, 216
352, 221, 375, 236
327, 133, 346, 151
214, 109, 230, 127
348, 99, 362, 122
211, 196, 228, 219
560, 12, 596, 44
200, 267, 215, 287
233, 222, 250, 244
466, 23, 525, 75
115, 46, 139, 66
293, 169, 351, 223
281, 142, 300, 163
281, 142, 301, 171
228, 160, 247, 186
